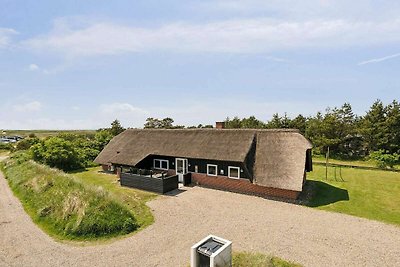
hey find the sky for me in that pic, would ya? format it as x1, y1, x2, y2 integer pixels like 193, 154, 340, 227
0, 0, 399, 129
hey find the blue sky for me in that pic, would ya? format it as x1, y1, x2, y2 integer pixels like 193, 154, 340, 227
0, 0, 399, 129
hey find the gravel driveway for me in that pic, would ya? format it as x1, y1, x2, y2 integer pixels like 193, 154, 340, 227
1, 171, 399, 267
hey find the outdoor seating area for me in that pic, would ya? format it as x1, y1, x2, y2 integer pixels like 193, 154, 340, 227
120, 167, 179, 194
122, 167, 170, 178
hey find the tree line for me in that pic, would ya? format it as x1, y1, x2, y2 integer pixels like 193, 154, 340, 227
223, 100, 400, 166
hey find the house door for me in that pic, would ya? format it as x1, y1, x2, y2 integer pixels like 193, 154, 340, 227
175, 158, 188, 183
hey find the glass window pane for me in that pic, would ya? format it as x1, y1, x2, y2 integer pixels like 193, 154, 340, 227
208, 165, 217, 175
161, 160, 168, 169
154, 160, 161, 169
229, 167, 239, 178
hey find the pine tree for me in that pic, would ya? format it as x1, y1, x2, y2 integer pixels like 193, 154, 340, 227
358, 100, 387, 153
385, 100, 400, 154
110, 119, 125, 136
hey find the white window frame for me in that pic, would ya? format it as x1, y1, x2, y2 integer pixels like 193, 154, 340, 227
207, 164, 218, 176
153, 159, 169, 170
228, 166, 240, 179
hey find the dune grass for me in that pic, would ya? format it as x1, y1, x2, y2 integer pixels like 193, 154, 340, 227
73, 167, 156, 230
307, 165, 400, 226
0, 150, 9, 157
232, 252, 302, 267
1, 158, 139, 241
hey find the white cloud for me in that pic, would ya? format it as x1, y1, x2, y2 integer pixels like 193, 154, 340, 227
71, 106, 80, 111
358, 53, 400, 65
28, 64, 39, 71
98, 103, 149, 129
0, 28, 17, 48
100, 103, 148, 115
12, 101, 42, 112
24, 17, 400, 57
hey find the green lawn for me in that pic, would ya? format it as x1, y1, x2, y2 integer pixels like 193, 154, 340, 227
307, 165, 400, 226
73, 167, 156, 231
312, 155, 400, 169
232, 252, 302, 267
313, 155, 375, 167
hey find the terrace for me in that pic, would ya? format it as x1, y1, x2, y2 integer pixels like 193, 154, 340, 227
119, 167, 179, 194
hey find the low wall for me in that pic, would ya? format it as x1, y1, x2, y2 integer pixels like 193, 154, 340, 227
191, 173, 300, 200
120, 173, 178, 194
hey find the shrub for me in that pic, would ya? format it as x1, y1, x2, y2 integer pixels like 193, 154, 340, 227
0, 142, 13, 150
28, 132, 109, 171
370, 150, 400, 169
94, 129, 113, 150
2, 159, 138, 239
30, 137, 84, 171
15, 137, 40, 151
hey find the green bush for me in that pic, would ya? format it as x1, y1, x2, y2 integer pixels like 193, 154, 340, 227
31, 137, 84, 171
2, 158, 138, 239
370, 150, 400, 169
0, 142, 13, 150
15, 137, 40, 151
28, 132, 112, 171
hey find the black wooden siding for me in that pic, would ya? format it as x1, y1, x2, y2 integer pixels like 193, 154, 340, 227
306, 149, 313, 172
120, 173, 178, 194
136, 154, 250, 179
243, 135, 257, 181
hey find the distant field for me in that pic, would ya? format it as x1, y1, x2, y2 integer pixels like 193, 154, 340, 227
307, 165, 400, 226
2, 130, 97, 139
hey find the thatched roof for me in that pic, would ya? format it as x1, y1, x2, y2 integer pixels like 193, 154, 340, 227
254, 131, 312, 191
95, 129, 312, 191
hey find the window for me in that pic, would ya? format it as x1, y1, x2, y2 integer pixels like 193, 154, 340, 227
228, 166, 240, 179
154, 159, 169, 170
207, 164, 218, 176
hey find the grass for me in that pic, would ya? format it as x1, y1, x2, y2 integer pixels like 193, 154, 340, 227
73, 167, 156, 230
312, 155, 400, 169
307, 164, 400, 226
232, 252, 302, 267
1, 158, 140, 241
0, 150, 9, 157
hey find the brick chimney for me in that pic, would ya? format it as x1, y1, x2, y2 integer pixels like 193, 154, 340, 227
215, 121, 225, 129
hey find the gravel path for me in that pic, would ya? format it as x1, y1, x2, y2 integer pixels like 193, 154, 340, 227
1, 171, 399, 267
